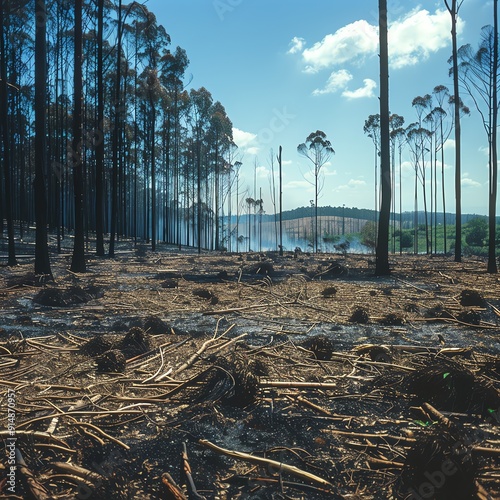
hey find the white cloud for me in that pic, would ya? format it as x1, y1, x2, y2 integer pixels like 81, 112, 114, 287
292, 8, 462, 73
348, 179, 366, 188
282, 160, 293, 166
444, 139, 456, 151
233, 127, 256, 148
301, 20, 378, 73
342, 79, 377, 99
313, 69, 353, 95
232, 127, 260, 155
388, 9, 463, 69
401, 161, 415, 178
288, 36, 305, 54
461, 176, 481, 188
286, 180, 312, 190
256, 166, 269, 179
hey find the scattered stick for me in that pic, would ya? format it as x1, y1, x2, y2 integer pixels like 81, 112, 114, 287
173, 325, 240, 376
367, 457, 404, 469
16, 449, 52, 500
161, 472, 188, 500
199, 439, 334, 491
260, 381, 337, 390
71, 421, 130, 450
181, 442, 206, 499
289, 394, 334, 416
50, 461, 103, 483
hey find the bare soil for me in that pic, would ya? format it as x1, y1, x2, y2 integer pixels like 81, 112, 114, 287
0, 244, 499, 499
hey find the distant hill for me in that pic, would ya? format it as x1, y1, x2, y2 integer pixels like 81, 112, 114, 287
240, 205, 490, 226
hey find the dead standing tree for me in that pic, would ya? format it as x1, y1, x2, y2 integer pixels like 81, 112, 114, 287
445, 0, 465, 263
70, 0, 86, 273
376, 0, 391, 275
34, 0, 52, 278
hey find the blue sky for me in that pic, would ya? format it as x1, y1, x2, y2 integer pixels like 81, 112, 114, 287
147, 0, 494, 215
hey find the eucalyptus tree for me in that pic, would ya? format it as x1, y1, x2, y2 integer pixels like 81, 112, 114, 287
33, 0, 53, 277
189, 87, 213, 252
405, 123, 423, 253
432, 85, 453, 253
423, 104, 439, 253
389, 114, 405, 252
47, 0, 73, 249
109, 0, 124, 257
70, 0, 86, 273
5, 5, 31, 242
159, 47, 189, 246
297, 130, 334, 253
412, 94, 433, 253
208, 101, 233, 250
135, 6, 170, 250
95, 0, 106, 256
376, 0, 391, 275
445, 0, 465, 262
457, 21, 499, 273
267, 148, 279, 251
363, 114, 380, 220
141, 68, 167, 251
0, 1, 16, 266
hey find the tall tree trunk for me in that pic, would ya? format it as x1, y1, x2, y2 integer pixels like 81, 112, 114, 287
151, 105, 156, 251
197, 140, 202, 253
33, 0, 52, 276
95, 0, 105, 256
109, 0, 122, 257
1, 1, 17, 266
440, 119, 447, 253
488, 0, 498, 273
278, 145, 283, 256
376, 0, 391, 275
446, 0, 463, 262
70, 0, 86, 272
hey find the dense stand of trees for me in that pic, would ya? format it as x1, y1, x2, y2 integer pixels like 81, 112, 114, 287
0, 1, 498, 274
0, 1, 238, 274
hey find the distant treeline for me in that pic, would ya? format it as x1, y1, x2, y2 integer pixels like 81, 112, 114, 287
247, 206, 491, 226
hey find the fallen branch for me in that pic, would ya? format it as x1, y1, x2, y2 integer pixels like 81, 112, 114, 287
161, 472, 188, 500
71, 421, 130, 450
16, 449, 52, 500
181, 442, 205, 499
198, 439, 334, 491
50, 461, 103, 483
367, 457, 404, 469
173, 324, 237, 376
260, 381, 337, 390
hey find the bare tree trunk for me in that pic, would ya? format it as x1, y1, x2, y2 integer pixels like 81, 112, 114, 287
376, 0, 391, 275
151, 105, 156, 252
278, 145, 283, 256
70, 0, 86, 272
95, 0, 105, 256
446, 0, 463, 262
33, 0, 52, 277
109, 0, 122, 257
488, 0, 498, 273
1, 1, 17, 267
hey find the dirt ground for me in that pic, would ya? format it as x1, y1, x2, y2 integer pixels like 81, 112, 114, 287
0, 244, 499, 499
